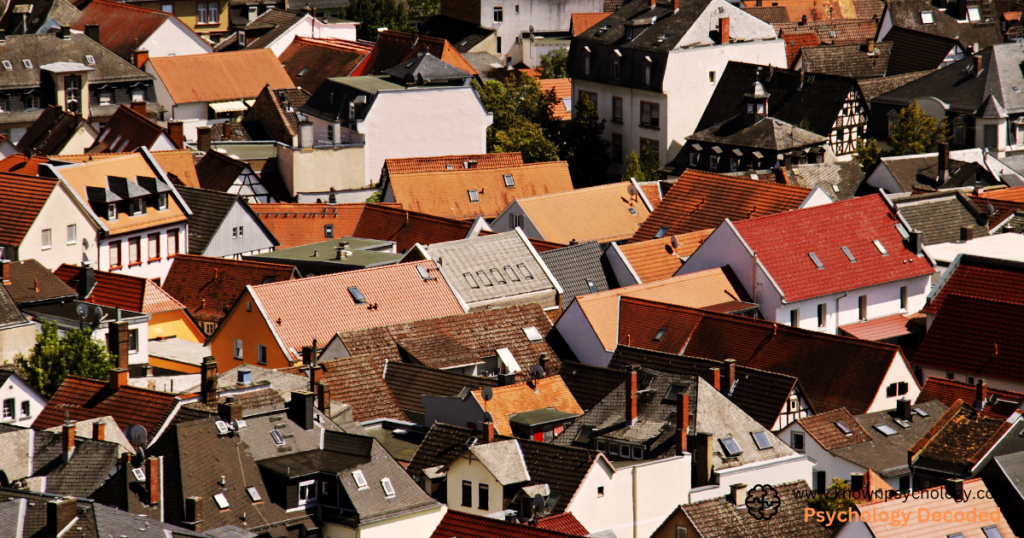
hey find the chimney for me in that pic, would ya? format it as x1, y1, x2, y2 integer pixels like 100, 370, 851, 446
196, 126, 212, 153
976, 379, 988, 411
800, 14, 807, 25
673, 0, 679, 9
694, 432, 714, 487
84, 24, 99, 42
626, 370, 638, 425
731, 483, 748, 507
131, 100, 147, 117
332, 122, 342, 144
132, 49, 149, 70
201, 357, 218, 404
483, 421, 495, 444
47, 498, 77, 536
218, 399, 243, 423
938, 142, 950, 184
850, 473, 864, 494
706, 368, 721, 391
961, 226, 973, 242
946, 478, 964, 501
936, 0, 947, 8
288, 391, 315, 430
78, 264, 95, 298
1, 260, 10, 285
184, 497, 203, 533
299, 121, 314, 149
317, 381, 330, 414
724, 359, 736, 393
676, 393, 689, 455
975, 55, 983, 76
62, 421, 76, 462
498, 372, 516, 386
650, 0, 656, 7
896, 397, 912, 421
954, 0, 967, 20
302, 346, 314, 366
237, 368, 252, 386
798, 69, 805, 89
166, 121, 184, 150
867, 39, 875, 53
719, 17, 730, 44
108, 321, 129, 390
974, 181, 985, 196
909, 230, 924, 255
60, 25, 71, 39
539, 353, 549, 372
145, 456, 160, 505
92, 420, 106, 441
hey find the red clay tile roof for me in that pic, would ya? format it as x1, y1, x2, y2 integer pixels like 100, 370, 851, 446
88, 105, 170, 154
162, 254, 297, 323
775, 18, 879, 46
279, 37, 373, 93
0, 172, 58, 246
149, 49, 295, 104
0, 155, 50, 176
633, 169, 811, 242
470, 376, 583, 436
839, 313, 917, 341
616, 297, 907, 415
33, 376, 179, 441
71, 0, 175, 59
615, 229, 714, 283
512, 182, 652, 244
908, 399, 1012, 469
534, 513, 589, 535
351, 204, 476, 253
252, 203, 398, 248
539, 79, 572, 121
387, 161, 574, 221
5, 259, 77, 305
978, 186, 1024, 203
431, 510, 585, 538
571, 12, 611, 35
914, 294, 1024, 384
1004, 11, 1022, 20
318, 354, 407, 422
781, 30, 821, 67
249, 260, 465, 358
922, 255, 1024, 315
351, 30, 477, 77
150, 150, 201, 188
795, 408, 872, 450
743, 5, 793, 24
919, 377, 1024, 420
54, 264, 185, 314
383, 152, 524, 177
640, 183, 661, 209
731, 194, 935, 303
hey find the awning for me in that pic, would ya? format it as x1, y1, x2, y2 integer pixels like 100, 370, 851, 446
711, 146, 723, 154
496, 347, 521, 373
752, 151, 764, 159
209, 99, 248, 113
731, 148, 743, 157
690, 143, 703, 151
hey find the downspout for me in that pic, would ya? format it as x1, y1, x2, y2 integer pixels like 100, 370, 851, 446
632, 465, 639, 538
834, 291, 847, 335
751, 253, 758, 304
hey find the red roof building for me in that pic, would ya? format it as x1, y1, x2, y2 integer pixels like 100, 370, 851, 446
278, 36, 373, 94
351, 30, 477, 77
0, 155, 49, 176
430, 510, 585, 538
921, 255, 1024, 316
87, 105, 178, 154
351, 204, 479, 253
251, 203, 399, 248
918, 377, 1024, 420
71, 0, 211, 60
534, 513, 589, 535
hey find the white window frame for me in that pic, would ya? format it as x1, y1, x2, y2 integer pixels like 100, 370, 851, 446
157, 193, 168, 210
298, 479, 317, 505
67, 224, 76, 245
2, 399, 13, 420
41, 228, 51, 249
234, 339, 243, 359
20, 400, 30, 418
493, 6, 503, 23
967, 6, 980, 21
381, 477, 395, 498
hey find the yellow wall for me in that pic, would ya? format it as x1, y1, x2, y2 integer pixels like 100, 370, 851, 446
138, 0, 228, 34
149, 356, 201, 374
150, 310, 206, 343
208, 289, 291, 371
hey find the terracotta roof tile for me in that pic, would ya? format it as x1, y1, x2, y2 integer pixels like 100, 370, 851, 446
640, 182, 662, 209
383, 361, 497, 422
87, 105, 170, 154
351, 204, 477, 252
431, 510, 585, 538
383, 152, 523, 176
318, 354, 407, 422
4, 260, 77, 305
781, 30, 821, 66
470, 376, 583, 436
280, 37, 373, 93
352, 30, 477, 76
634, 169, 810, 242
571, 12, 611, 35
979, 186, 1024, 203
513, 182, 652, 244
539, 78, 572, 121
743, 5, 792, 24
162, 254, 297, 323
33, 376, 179, 441
55, 264, 185, 314
856, 477, 1012, 537
731, 194, 935, 302
148, 49, 295, 104
919, 377, 1024, 420
71, 0, 175, 59
387, 161, 574, 220
923, 255, 1024, 315
0, 173, 58, 246
839, 313, 918, 341
149, 150, 200, 188
252, 203, 397, 248
0, 155, 50, 176
615, 229, 714, 283
534, 513, 589, 535
249, 260, 465, 358
775, 18, 880, 46
909, 400, 1012, 471
796, 407, 872, 450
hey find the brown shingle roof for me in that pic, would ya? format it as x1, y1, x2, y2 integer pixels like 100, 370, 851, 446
352, 30, 477, 76
908, 400, 1012, 471
195, 149, 247, 192
351, 204, 477, 253
0, 173, 58, 246
4, 259, 77, 305
319, 354, 407, 421
33, 376, 179, 442
16, 106, 86, 156
470, 376, 583, 436
614, 229, 714, 283
383, 152, 524, 177
70, 0, 177, 59
148, 49, 295, 104
87, 105, 170, 154
54, 264, 185, 314
279, 37, 373, 94
919, 377, 1024, 420
512, 182, 652, 244
383, 361, 497, 422
679, 481, 832, 538
252, 203, 400, 248
796, 407, 872, 450
743, 5, 792, 24
162, 254, 297, 323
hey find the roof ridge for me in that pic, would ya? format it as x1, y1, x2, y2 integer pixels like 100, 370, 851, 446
512, 180, 628, 203
169, 253, 295, 270
578, 268, 743, 304
387, 160, 568, 178
292, 36, 375, 51
251, 259, 434, 290
87, 0, 171, 16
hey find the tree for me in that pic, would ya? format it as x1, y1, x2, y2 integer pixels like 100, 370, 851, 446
560, 93, 610, 186
889, 100, 949, 155
540, 48, 569, 79
365, 190, 383, 203
472, 75, 559, 163
808, 477, 859, 528
343, 0, 409, 41
852, 137, 887, 175
406, 0, 440, 19
621, 143, 660, 183
16, 321, 114, 398
492, 120, 559, 163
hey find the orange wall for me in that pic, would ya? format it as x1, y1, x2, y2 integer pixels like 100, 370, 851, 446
208, 289, 291, 371
150, 310, 207, 343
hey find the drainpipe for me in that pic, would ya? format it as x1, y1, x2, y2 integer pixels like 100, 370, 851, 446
751, 253, 758, 304
632, 465, 638, 538
835, 291, 848, 335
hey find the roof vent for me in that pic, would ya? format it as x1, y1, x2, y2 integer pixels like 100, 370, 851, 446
237, 368, 252, 385
808, 252, 824, 269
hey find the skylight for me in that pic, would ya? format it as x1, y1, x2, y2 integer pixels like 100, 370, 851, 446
967, 6, 980, 21
353, 470, 368, 489
586, 279, 597, 293
752, 431, 772, 450
914, 408, 930, 417
22, 59, 31, 69
504, 265, 520, 281
298, 67, 309, 77
842, 246, 856, 263
381, 477, 396, 498
490, 269, 506, 284
504, 174, 515, 187
874, 424, 898, 436
517, 263, 534, 280
628, 207, 638, 216
872, 240, 888, 256
271, 430, 285, 445
808, 252, 824, 269
522, 326, 543, 342
468, 190, 479, 203
215, 420, 230, 434
132, 468, 146, 481
653, 327, 667, 341
894, 222, 909, 239
983, 526, 1005, 538
836, 421, 852, 435
463, 273, 479, 289
894, 418, 911, 428
655, 227, 669, 239
663, 384, 687, 404
85, 54, 95, 65
213, 493, 230, 509
347, 286, 366, 304
720, 437, 743, 457
1, 61, 10, 70
247, 486, 262, 502
476, 270, 493, 286
920, 10, 933, 23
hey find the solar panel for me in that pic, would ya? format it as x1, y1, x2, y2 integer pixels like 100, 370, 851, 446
874, 424, 898, 436
835, 421, 852, 435
720, 437, 743, 457
752, 431, 772, 450
808, 252, 824, 269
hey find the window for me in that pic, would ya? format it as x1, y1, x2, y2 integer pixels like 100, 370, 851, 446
817, 304, 827, 328
109, 241, 121, 268
496, 36, 501, 53
348, 286, 366, 304
20, 400, 29, 418
129, 329, 139, 353
515, 4, 519, 12
612, 96, 623, 123
729, 157, 739, 171
644, 64, 652, 86
25, 95, 40, 110
503, 174, 515, 187
493, 6, 503, 22
107, 204, 117, 220
232, 227, 238, 239
246, 301, 252, 312
967, 6, 980, 21
597, 486, 605, 497
872, 239, 888, 256
504, 266, 520, 281
708, 71, 716, 84
720, 437, 743, 457
468, 190, 480, 203
689, 151, 699, 167
0, 98, 5, 113
129, 237, 141, 264
710, 154, 720, 170
612, 133, 623, 162
790, 309, 799, 328
523, 326, 543, 342
148, 233, 160, 260
197, 2, 208, 23
67, 224, 76, 245
921, 10, 934, 23
611, 58, 620, 80
324, 224, 334, 238
64, 76, 80, 113
23, 60, 32, 69
297, 67, 309, 78
130, 198, 145, 216
874, 424, 898, 436
271, 430, 285, 445
1, 61, 10, 70
161, 3, 173, 13
791, 431, 805, 452
478, 483, 488, 510
41, 228, 51, 249
2, 399, 13, 420
516, 263, 533, 279
157, 193, 168, 210
167, 229, 178, 256
583, 55, 590, 75
900, 286, 908, 310
238, 226, 243, 237
131, 88, 145, 103
234, 339, 243, 359
352, 470, 368, 489
298, 480, 317, 505
899, 475, 910, 493
983, 526, 1004, 538
258, 344, 267, 365
461, 481, 472, 507
898, 381, 908, 395
858, 295, 868, 321
99, 92, 113, 106
640, 102, 660, 128
586, 279, 598, 293
752, 431, 772, 450
985, 124, 998, 148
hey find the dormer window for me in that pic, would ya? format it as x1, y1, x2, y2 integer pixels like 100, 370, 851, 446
920, 10, 934, 23
967, 6, 980, 21
130, 198, 145, 216
158, 193, 168, 210
107, 204, 117, 220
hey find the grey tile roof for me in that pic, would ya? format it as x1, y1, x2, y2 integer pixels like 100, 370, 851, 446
828, 399, 947, 477
558, 362, 630, 411
857, 70, 934, 108
880, 155, 997, 192
539, 241, 615, 310
896, 191, 990, 245
884, 0, 1002, 51
788, 161, 867, 200
234, 408, 337, 462
383, 361, 497, 423
0, 0, 80, 34
176, 186, 240, 255
687, 116, 827, 151
800, 42, 894, 78
424, 231, 560, 311
680, 481, 831, 538
417, 15, 495, 53
407, 423, 477, 477
0, 34, 150, 91
882, 26, 961, 76
240, 8, 304, 50
381, 52, 470, 84
461, 52, 506, 81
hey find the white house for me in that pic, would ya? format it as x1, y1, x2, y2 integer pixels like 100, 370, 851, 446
678, 193, 937, 335
242, 9, 358, 57
569, 0, 786, 172
72, 0, 212, 60
0, 370, 47, 427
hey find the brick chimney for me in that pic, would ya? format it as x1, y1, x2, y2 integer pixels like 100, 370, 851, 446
626, 370, 638, 426
672, 0, 679, 8
866, 38, 875, 54
196, 126, 212, 153
108, 321, 129, 390
201, 357, 218, 404
676, 393, 689, 455
47, 497, 77, 536
724, 359, 736, 393
131, 100, 147, 117
706, 368, 720, 391
166, 121, 184, 149
132, 49, 149, 70
85, 24, 99, 42
288, 391, 315, 430
92, 420, 106, 441
62, 421, 76, 462
218, 399, 243, 423
976, 379, 988, 411
60, 25, 71, 39
960, 226, 973, 242
222, 121, 232, 140
1, 260, 10, 285
184, 497, 203, 532
145, 456, 160, 506
974, 54, 983, 76
719, 17, 730, 44
483, 421, 495, 444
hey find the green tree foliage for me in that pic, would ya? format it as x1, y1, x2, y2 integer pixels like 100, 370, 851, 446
853, 137, 885, 175
343, 0, 409, 40
620, 144, 660, 183
406, 0, 440, 19
16, 321, 114, 398
365, 190, 383, 203
808, 477, 859, 527
560, 93, 610, 186
492, 121, 559, 162
540, 48, 569, 79
889, 100, 949, 155
472, 75, 559, 163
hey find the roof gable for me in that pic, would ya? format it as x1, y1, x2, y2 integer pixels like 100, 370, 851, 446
895, 191, 988, 245
161, 254, 296, 323
919, 377, 1024, 419
88, 105, 169, 154
539, 240, 614, 309
16, 106, 86, 156
0, 172, 58, 246
149, 49, 295, 104
279, 37, 372, 93
352, 30, 477, 77
70, 0, 174, 59
616, 229, 714, 283
351, 204, 477, 253
175, 185, 248, 255
796, 407, 872, 450
512, 182, 652, 244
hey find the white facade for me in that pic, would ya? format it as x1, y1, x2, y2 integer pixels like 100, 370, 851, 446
778, 422, 888, 494
12, 181, 101, 271
323, 505, 446, 538
98, 222, 187, 283
519, 35, 570, 68
261, 16, 358, 57
139, 18, 213, 58
687, 454, 815, 503
0, 374, 47, 427
473, 0, 603, 59
552, 298, 614, 367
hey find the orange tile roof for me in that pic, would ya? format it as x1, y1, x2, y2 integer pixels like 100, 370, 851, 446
615, 229, 714, 284
149, 50, 295, 104
471, 376, 584, 436
383, 152, 523, 176
351, 30, 477, 77
919, 377, 1024, 420
539, 79, 572, 121
745, 0, 859, 22
56, 153, 188, 236
839, 313, 916, 341
55, 264, 185, 314
150, 150, 201, 188
0, 172, 58, 246
856, 478, 1012, 537
251, 203, 399, 248
248, 260, 465, 358
795, 407, 871, 451
512, 182, 652, 244
387, 161, 574, 220
575, 268, 751, 351
781, 30, 821, 67
572, 12, 611, 35
0, 154, 50, 176
640, 183, 661, 209
978, 186, 1024, 203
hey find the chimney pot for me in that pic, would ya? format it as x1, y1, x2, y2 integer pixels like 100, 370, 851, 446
731, 483, 748, 507
909, 230, 924, 255
719, 17, 730, 44
132, 49, 149, 70
483, 421, 495, 444
946, 478, 964, 501
145, 456, 160, 505
896, 397, 912, 421
92, 420, 106, 441
85, 24, 100, 42
60, 25, 71, 39
961, 226, 973, 242
627, 370, 638, 425
707, 368, 721, 391
724, 359, 736, 392
201, 357, 218, 404
62, 421, 76, 461
676, 393, 689, 455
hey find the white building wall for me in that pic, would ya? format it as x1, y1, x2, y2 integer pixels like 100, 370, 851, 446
480, 0, 603, 57
866, 160, 909, 194
0, 375, 48, 427
687, 455, 815, 503
777, 422, 867, 493
604, 243, 641, 287
777, 275, 932, 334
266, 17, 358, 57
98, 221, 187, 283
141, 19, 213, 58
323, 505, 446, 538
918, 367, 1024, 394
18, 184, 100, 270
444, 454, 511, 518
862, 352, 921, 413
552, 301, 615, 368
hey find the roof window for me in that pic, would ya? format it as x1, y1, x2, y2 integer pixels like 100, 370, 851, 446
271, 430, 285, 445
446, 164, 454, 170
874, 424, 898, 436
872, 239, 888, 256
628, 206, 638, 216
476, 270, 493, 286
504, 174, 515, 187
347, 286, 366, 304
842, 246, 856, 262
215, 420, 230, 434
653, 327, 667, 341
663, 383, 687, 404
752, 431, 772, 450
381, 477, 396, 498
967, 6, 980, 21
324, 224, 334, 238
654, 227, 669, 239
490, 268, 506, 284
516, 263, 534, 280
720, 437, 743, 457
504, 265, 520, 282
213, 493, 230, 510
913, 407, 929, 417
835, 421, 852, 435
85, 54, 95, 65
298, 67, 309, 77
586, 279, 597, 293
22, 59, 31, 69
1, 61, 10, 70
468, 189, 479, 203
132, 468, 146, 481
983, 526, 1005, 538
247, 486, 262, 502
920, 10, 933, 23
353, 470, 368, 489
464, 273, 479, 288
894, 418, 911, 428
808, 252, 824, 269
522, 326, 543, 342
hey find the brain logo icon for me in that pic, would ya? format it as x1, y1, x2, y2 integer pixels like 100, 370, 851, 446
746, 484, 781, 521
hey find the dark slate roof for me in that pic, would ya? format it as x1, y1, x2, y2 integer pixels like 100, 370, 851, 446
896, 191, 990, 245
799, 42, 893, 78
574, 0, 722, 52
857, 69, 934, 107
687, 116, 827, 151
381, 52, 471, 85
240, 8, 303, 50
0, 285, 27, 327
879, 155, 997, 192
696, 62, 858, 138
873, 44, 1024, 114
515, 439, 600, 514
37, 434, 121, 498
383, 361, 497, 422
299, 76, 403, 125
0, 33, 151, 90
558, 362, 631, 411
679, 481, 832, 538
176, 185, 277, 255
788, 161, 867, 200
195, 149, 247, 192
6, 259, 77, 305
883, 0, 1002, 51
829, 399, 947, 477
609, 346, 802, 431
882, 26, 960, 76
0, 0, 79, 34
417, 15, 496, 53
15, 106, 85, 155
539, 241, 616, 309
407, 422, 477, 476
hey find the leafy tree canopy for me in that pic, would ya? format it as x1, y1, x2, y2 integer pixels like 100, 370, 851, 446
621, 143, 660, 183
473, 75, 559, 163
889, 100, 949, 155
561, 93, 610, 186
540, 48, 569, 79
16, 321, 114, 398
343, 0, 409, 40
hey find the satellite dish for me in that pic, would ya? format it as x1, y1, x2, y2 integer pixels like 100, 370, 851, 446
481, 386, 493, 402
82, 238, 90, 250
126, 424, 147, 447
531, 364, 545, 379
670, 236, 680, 249
532, 494, 545, 516
93, 305, 103, 322
483, 411, 493, 423
627, 183, 639, 197
76, 303, 88, 321
134, 445, 146, 466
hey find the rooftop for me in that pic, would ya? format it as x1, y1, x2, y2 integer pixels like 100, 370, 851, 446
350, 204, 479, 253
54, 264, 186, 314
471, 376, 583, 436
148, 49, 295, 104
33, 376, 179, 442
0, 173, 58, 247
920, 377, 1024, 420
924, 233, 1024, 265
539, 240, 614, 309
279, 36, 374, 93
827, 399, 947, 478
70, 0, 179, 59
3, 259, 77, 305
615, 229, 714, 284
676, 481, 831, 538
382, 152, 523, 177
253, 203, 399, 248
510, 182, 653, 245
923, 255, 1024, 315
161, 254, 297, 323
246, 237, 403, 270
795, 407, 872, 451
351, 29, 477, 77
